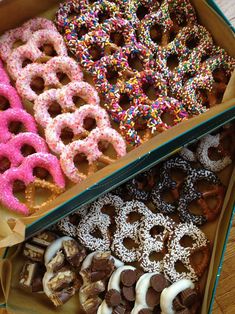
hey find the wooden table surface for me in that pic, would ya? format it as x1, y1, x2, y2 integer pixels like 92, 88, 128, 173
212, 2, 234, 313
213, 220, 235, 314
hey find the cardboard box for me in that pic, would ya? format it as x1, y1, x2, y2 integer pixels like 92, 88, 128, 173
0, 1, 234, 312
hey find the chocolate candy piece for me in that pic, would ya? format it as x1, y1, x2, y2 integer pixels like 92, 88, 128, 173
112, 305, 126, 314
47, 269, 76, 292
19, 262, 45, 292
180, 288, 198, 307
32, 263, 46, 292
23, 243, 45, 262
19, 262, 38, 289
150, 274, 168, 293
120, 269, 137, 287
50, 286, 77, 307
63, 239, 86, 268
138, 309, 153, 314
122, 285, 135, 302
91, 251, 112, 271
31, 231, 57, 247
90, 270, 107, 282
146, 287, 160, 307
81, 280, 106, 296
83, 296, 102, 313
105, 289, 122, 307
47, 250, 65, 272
32, 275, 44, 292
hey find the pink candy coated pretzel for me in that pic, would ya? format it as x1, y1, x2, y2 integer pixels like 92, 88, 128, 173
45, 56, 83, 84
0, 152, 65, 215
0, 83, 23, 110
45, 104, 110, 154
0, 60, 10, 84
60, 127, 126, 183
0, 17, 57, 62
16, 56, 83, 101
0, 108, 37, 143
0, 143, 22, 173
34, 81, 99, 127
0, 133, 48, 174
7, 29, 68, 80
57, 80, 99, 110
9, 132, 48, 160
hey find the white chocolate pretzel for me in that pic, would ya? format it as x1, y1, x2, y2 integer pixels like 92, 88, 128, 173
98, 265, 136, 314
131, 272, 158, 314
160, 279, 194, 314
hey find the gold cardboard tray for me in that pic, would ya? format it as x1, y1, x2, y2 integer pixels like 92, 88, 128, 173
0, 144, 234, 314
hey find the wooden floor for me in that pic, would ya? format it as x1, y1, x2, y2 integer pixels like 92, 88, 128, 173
210, 1, 235, 313
213, 220, 235, 313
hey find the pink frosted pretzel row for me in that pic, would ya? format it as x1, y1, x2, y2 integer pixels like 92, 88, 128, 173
7, 29, 68, 80
16, 56, 83, 101
0, 152, 65, 215
60, 127, 126, 183
0, 108, 37, 143
0, 60, 10, 84
34, 81, 99, 128
0, 17, 57, 62
0, 84, 23, 110
45, 105, 110, 154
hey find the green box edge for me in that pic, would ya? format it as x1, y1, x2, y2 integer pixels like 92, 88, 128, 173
207, 0, 235, 32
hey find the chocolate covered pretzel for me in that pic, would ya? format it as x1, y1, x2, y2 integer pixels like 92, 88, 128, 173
132, 273, 169, 314
43, 236, 86, 306
98, 265, 139, 313
112, 200, 152, 262
138, 214, 175, 272
150, 157, 192, 214
79, 251, 124, 313
77, 193, 124, 251
163, 223, 210, 282
178, 168, 225, 225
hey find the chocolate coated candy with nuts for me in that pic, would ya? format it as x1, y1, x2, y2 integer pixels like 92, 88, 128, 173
63, 239, 86, 267
23, 243, 45, 262
49, 286, 78, 307
47, 269, 76, 292
19, 261, 45, 292
47, 250, 65, 272
31, 231, 58, 247
91, 251, 114, 272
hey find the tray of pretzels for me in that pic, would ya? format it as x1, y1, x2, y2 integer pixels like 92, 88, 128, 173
0, 1, 234, 310
1, 121, 235, 314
